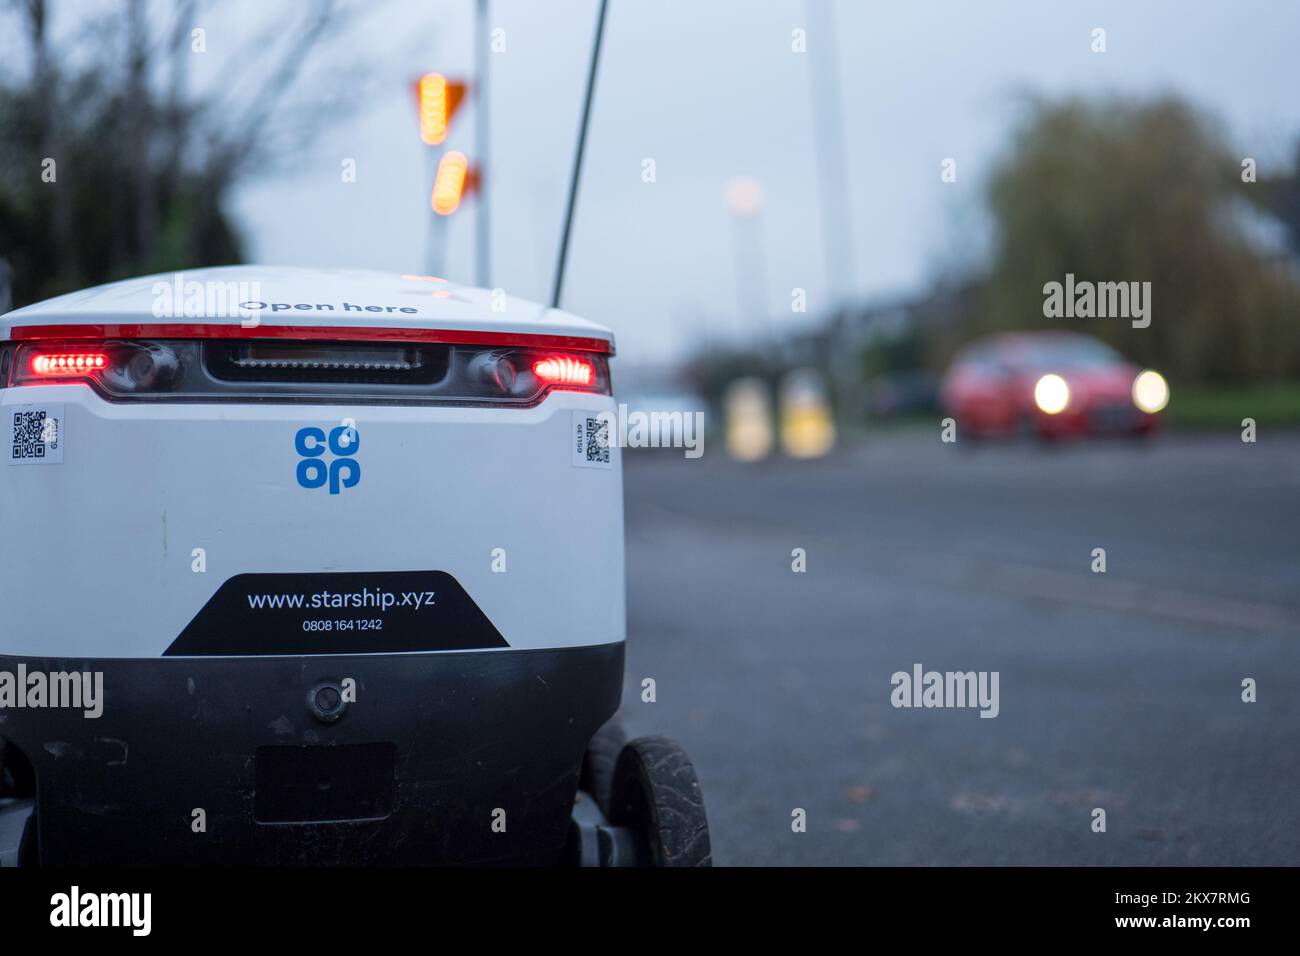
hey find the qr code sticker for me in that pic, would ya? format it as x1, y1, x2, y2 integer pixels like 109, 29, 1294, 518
572, 410, 613, 469
585, 417, 610, 463
9, 404, 64, 465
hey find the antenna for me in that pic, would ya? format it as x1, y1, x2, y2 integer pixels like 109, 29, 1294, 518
550, 0, 609, 309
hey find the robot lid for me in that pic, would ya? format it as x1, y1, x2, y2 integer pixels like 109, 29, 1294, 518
1, 265, 616, 355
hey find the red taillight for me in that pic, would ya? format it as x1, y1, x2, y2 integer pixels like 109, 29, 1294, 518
30, 352, 108, 376
532, 355, 593, 387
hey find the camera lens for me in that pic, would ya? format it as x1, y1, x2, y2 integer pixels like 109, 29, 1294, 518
307, 681, 347, 723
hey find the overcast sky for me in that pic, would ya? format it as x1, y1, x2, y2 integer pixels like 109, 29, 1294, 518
229, 0, 1300, 365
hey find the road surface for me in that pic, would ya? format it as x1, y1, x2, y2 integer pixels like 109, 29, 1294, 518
617, 431, 1300, 865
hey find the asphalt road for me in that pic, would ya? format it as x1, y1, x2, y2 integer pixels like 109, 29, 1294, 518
616, 431, 1300, 865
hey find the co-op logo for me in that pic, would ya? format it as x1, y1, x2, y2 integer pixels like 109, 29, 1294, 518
295, 421, 360, 495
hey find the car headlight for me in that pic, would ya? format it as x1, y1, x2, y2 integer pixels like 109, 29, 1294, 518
1033, 374, 1070, 415
1132, 369, 1169, 413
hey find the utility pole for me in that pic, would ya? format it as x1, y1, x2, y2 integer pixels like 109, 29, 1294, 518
475, 0, 491, 288
803, 0, 854, 305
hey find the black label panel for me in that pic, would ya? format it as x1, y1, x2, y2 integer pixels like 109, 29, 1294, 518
166, 570, 509, 655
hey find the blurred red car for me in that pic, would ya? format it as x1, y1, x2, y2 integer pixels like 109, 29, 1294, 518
941, 332, 1168, 440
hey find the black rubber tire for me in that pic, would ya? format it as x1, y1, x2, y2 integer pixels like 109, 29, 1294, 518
609, 735, 712, 867
579, 718, 626, 816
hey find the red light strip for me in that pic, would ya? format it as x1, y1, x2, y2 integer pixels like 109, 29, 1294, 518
8, 323, 614, 355
533, 356, 594, 385
30, 352, 108, 375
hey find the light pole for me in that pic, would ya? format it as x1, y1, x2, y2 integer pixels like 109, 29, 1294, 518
425, 149, 448, 275
724, 175, 770, 341
415, 72, 466, 276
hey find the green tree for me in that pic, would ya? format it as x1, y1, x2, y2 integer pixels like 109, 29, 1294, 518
1242, 138, 1300, 256
980, 97, 1300, 384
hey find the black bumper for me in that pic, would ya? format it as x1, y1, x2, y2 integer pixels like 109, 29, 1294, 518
0, 643, 623, 865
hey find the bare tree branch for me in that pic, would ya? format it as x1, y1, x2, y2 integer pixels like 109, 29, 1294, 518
206, 0, 347, 184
